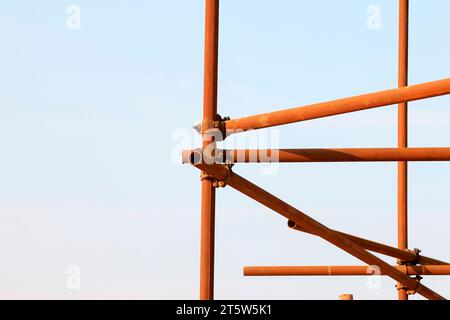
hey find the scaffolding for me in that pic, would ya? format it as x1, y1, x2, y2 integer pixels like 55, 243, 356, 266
184, 0, 450, 300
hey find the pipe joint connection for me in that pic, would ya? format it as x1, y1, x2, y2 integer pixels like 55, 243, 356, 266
397, 248, 422, 266
396, 275, 423, 296
200, 164, 233, 188
194, 114, 230, 142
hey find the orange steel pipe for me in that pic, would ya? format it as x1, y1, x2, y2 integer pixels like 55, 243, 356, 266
182, 147, 450, 163
192, 163, 445, 300
199, 0, 220, 301
243, 265, 450, 277
224, 77, 450, 132
287, 221, 447, 266
397, 0, 409, 301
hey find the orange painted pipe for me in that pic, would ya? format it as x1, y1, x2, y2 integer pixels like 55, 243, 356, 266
225, 77, 450, 133
192, 163, 445, 300
183, 148, 450, 164
183, 147, 450, 164
287, 221, 447, 266
397, 0, 409, 301
199, 0, 220, 301
339, 294, 354, 300
243, 265, 450, 276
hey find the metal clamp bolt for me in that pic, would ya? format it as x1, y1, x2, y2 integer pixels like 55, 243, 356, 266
200, 164, 233, 188
193, 114, 230, 141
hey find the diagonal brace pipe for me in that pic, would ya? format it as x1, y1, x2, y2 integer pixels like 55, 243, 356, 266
192, 163, 446, 300
287, 220, 447, 266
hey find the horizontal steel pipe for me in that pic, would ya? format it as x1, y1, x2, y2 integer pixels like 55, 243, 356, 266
228, 147, 450, 163
192, 163, 445, 300
243, 265, 450, 276
225, 78, 450, 132
288, 221, 447, 266
182, 147, 450, 164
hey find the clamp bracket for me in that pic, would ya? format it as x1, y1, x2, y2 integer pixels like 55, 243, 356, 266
200, 164, 233, 188
397, 248, 422, 266
193, 114, 230, 141
395, 274, 423, 296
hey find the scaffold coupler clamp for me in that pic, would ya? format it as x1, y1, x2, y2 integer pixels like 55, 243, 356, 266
193, 114, 230, 141
395, 273, 422, 296
406, 275, 423, 296
397, 248, 421, 266
200, 164, 233, 188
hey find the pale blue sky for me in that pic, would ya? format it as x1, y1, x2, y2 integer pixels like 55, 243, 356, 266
0, 0, 449, 299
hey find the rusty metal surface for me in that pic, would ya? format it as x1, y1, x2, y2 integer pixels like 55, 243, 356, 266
192, 163, 445, 300
287, 221, 447, 266
397, 0, 409, 301
183, 147, 450, 164
225, 78, 450, 132
190, 0, 450, 300
243, 265, 450, 276
199, 0, 220, 301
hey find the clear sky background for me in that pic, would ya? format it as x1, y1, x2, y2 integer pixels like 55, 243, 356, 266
0, 0, 449, 300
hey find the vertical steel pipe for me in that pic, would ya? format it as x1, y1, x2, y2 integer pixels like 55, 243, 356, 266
397, 0, 409, 301
200, 0, 220, 300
